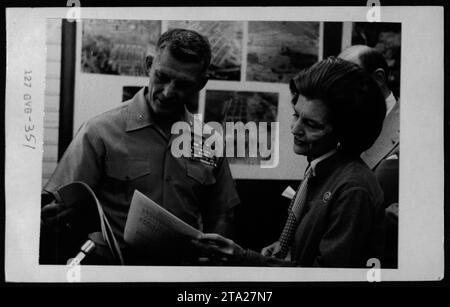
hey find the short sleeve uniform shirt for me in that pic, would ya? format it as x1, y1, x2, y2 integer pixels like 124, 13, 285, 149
44, 88, 240, 243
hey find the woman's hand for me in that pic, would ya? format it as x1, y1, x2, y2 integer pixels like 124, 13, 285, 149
192, 233, 245, 264
261, 241, 281, 257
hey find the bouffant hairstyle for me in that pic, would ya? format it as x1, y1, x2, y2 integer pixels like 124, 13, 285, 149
290, 57, 386, 155
157, 28, 212, 72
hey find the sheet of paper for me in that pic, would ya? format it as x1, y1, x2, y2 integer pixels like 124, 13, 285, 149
124, 190, 202, 259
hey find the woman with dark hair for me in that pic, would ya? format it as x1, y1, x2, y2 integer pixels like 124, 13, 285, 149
193, 57, 387, 268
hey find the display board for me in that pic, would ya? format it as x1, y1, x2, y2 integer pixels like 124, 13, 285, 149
74, 19, 322, 179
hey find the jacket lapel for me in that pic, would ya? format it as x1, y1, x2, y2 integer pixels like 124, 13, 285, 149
361, 99, 400, 170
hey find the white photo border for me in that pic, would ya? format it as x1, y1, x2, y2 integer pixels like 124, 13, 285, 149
5, 6, 444, 282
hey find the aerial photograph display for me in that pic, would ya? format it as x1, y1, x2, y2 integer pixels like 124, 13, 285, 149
81, 19, 161, 76
168, 20, 243, 81
204, 90, 278, 165
247, 21, 320, 83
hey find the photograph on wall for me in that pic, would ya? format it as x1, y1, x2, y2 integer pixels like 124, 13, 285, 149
351, 22, 401, 98
204, 90, 278, 166
246, 21, 320, 83
168, 20, 243, 81
81, 19, 161, 76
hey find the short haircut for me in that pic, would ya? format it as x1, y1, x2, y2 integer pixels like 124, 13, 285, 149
156, 28, 212, 72
290, 57, 386, 155
358, 47, 390, 77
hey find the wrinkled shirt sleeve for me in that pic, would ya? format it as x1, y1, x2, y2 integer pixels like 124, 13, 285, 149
43, 121, 105, 194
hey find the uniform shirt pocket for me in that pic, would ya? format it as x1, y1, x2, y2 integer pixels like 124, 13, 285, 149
185, 159, 216, 185
105, 159, 151, 181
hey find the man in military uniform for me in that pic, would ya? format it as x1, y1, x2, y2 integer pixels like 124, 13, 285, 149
41, 28, 240, 264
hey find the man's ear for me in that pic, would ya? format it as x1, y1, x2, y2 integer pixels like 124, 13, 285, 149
145, 55, 153, 74
372, 68, 386, 84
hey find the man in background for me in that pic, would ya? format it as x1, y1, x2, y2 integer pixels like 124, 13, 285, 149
41, 28, 240, 264
339, 45, 399, 268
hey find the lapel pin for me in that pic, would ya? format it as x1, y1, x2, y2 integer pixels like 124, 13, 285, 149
323, 191, 331, 203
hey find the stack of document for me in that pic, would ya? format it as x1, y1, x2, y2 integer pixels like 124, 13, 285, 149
124, 190, 202, 263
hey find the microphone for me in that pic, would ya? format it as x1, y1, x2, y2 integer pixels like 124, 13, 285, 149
67, 239, 96, 266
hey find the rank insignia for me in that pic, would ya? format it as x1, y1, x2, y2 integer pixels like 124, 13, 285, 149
189, 131, 218, 168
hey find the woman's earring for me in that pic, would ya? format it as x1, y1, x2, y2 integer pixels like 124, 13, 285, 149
336, 142, 341, 150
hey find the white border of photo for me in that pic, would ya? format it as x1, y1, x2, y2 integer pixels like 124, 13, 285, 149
4, 6, 444, 282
